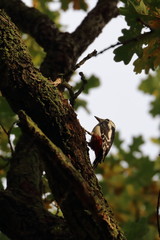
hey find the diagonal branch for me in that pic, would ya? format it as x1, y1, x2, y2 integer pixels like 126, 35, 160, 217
0, 0, 119, 80
7, 134, 43, 204
3, 134, 75, 240
18, 110, 126, 240
71, 0, 119, 57
0, 0, 60, 50
0, 191, 75, 240
0, 10, 126, 240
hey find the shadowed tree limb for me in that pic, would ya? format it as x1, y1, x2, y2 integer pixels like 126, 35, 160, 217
0, 0, 60, 50
0, 191, 75, 240
71, 0, 119, 57
0, 0, 119, 80
7, 134, 43, 204
0, 8, 126, 240
18, 110, 125, 240
2, 134, 75, 240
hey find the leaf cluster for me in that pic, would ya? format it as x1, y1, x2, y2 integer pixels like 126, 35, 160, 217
0, 1, 160, 239
0, 96, 21, 189
139, 68, 160, 117
96, 131, 160, 239
114, 0, 160, 73
60, 0, 88, 11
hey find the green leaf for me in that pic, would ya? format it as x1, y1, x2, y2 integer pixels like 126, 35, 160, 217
123, 218, 149, 240
74, 98, 90, 113
60, 0, 70, 11
23, 36, 45, 67
83, 75, 100, 94
114, 42, 136, 65
115, 1, 160, 73
79, 0, 88, 11
143, 0, 160, 8
33, 0, 60, 23
0, 232, 10, 240
129, 135, 144, 153
114, 131, 124, 150
114, 27, 144, 65
60, 0, 88, 11
150, 137, 160, 145
0, 96, 16, 127
138, 72, 160, 94
138, 69, 160, 116
149, 96, 160, 116
127, 156, 155, 186
0, 96, 21, 155
129, 0, 149, 15
73, 75, 100, 94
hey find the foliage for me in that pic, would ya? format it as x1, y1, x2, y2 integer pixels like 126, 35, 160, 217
60, 0, 88, 11
138, 68, 160, 116
0, 96, 21, 192
96, 132, 160, 239
0, 232, 10, 240
114, 0, 160, 74
24, 0, 61, 67
69, 74, 100, 112
0, 0, 160, 239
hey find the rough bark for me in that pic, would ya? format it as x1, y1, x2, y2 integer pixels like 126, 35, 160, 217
0, 1, 126, 240
0, 191, 74, 240
1, 134, 74, 240
0, 0, 119, 79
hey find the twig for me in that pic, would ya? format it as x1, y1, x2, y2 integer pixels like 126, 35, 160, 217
68, 43, 119, 74
65, 30, 154, 80
65, 50, 97, 78
97, 42, 121, 55
157, 190, 160, 237
97, 30, 154, 55
70, 72, 87, 106
63, 43, 121, 79
62, 81, 75, 100
0, 121, 17, 155
73, 50, 97, 71
62, 72, 88, 107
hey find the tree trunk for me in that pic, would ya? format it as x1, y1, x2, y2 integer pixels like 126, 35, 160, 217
0, 1, 126, 239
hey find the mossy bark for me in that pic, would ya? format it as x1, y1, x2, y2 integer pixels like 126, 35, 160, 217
0, 6, 126, 240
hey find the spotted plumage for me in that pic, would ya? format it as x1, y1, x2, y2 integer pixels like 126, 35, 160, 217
89, 116, 115, 169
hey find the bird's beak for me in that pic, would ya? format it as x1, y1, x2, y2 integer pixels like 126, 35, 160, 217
94, 116, 101, 122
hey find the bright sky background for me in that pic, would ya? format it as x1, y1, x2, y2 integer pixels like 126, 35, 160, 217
23, 0, 160, 158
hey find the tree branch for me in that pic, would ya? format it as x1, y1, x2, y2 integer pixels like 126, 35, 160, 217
0, 0, 60, 50
18, 110, 126, 240
71, 0, 119, 57
0, 0, 76, 80
0, 191, 75, 240
0, 0, 119, 80
2, 122, 75, 239
7, 134, 43, 204
0, 10, 126, 240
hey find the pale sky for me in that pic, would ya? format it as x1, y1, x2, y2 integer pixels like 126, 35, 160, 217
23, 0, 159, 158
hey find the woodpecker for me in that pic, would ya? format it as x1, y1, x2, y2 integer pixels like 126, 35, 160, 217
88, 116, 115, 169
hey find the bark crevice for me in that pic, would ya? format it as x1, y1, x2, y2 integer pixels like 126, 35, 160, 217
0, 4, 126, 240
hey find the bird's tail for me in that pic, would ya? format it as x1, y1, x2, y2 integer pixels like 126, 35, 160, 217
92, 153, 103, 169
